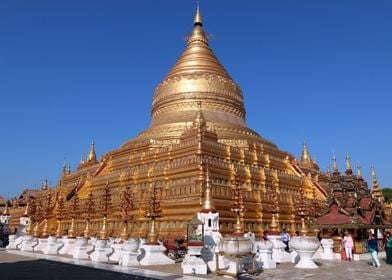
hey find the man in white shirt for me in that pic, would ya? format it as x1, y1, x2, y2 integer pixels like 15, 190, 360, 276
281, 229, 290, 252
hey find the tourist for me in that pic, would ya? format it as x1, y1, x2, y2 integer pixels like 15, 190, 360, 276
343, 231, 354, 261
262, 231, 268, 241
368, 234, 381, 267
317, 231, 322, 241
382, 230, 387, 247
280, 228, 290, 252
385, 232, 392, 264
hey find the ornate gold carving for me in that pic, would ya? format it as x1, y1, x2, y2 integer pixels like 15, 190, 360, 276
55, 195, 65, 238
231, 170, 245, 236
145, 182, 161, 244
68, 194, 79, 238
83, 191, 94, 238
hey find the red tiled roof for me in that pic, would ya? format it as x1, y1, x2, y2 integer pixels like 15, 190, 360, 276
362, 211, 373, 224
316, 204, 376, 226
359, 197, 372, 209
317, 205, 351, 225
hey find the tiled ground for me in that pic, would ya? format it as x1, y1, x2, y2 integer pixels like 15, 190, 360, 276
1, 249, 391, 279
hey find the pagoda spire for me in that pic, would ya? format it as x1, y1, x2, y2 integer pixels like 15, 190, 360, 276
372, 165, 378, 184
301, 141, 311, 163
42, 178, 48, 191
201, 165, 216, 213
357, 162, 363, 181
332, 155, 340, 176
192, 102, 207, 129
187, 5, 208, 46
194, 3, 202, 26
87, 139, 97, 163
345, 153, 352, 175
62, 160, 67, 175
371, 165, 380, 191
371, 165, 384, 203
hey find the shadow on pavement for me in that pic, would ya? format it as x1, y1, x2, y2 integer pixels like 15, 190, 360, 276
0, 259, 157, 280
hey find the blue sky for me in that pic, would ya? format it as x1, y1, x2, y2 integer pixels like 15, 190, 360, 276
1, 0, 391, 197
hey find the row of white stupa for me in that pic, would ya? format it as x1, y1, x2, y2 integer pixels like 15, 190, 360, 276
1, 210, 337, 276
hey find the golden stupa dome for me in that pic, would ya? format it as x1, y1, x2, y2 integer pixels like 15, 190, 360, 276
150, 6, 245, 128
122, 7, 277, 149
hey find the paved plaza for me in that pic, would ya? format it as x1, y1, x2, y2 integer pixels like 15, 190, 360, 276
0, 249, 391, 279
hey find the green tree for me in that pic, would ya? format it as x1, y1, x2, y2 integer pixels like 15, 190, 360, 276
381, 188, 392, 203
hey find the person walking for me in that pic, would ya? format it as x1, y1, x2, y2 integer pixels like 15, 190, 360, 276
343, 231, 354, 261
385, 232, 392, 264
368, 233, 381, 267
280, 229, 290, 252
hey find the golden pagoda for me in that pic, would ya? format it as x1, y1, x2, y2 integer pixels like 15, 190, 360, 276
7, 7, 328, 239
371, 165, 385, 204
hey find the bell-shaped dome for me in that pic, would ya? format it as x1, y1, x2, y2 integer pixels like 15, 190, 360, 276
150, 7, 246, 129
122, 7, 277, 149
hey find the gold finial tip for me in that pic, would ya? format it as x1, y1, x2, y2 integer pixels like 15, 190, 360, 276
87, 139, 97, 163
301, 141, 311, 162
357, 162, 363, 178
42, 178, 48, 190
345, 153, 352, 169
194, 4, 203, 26
332, 154, 339, 172
372, 165, 377, 177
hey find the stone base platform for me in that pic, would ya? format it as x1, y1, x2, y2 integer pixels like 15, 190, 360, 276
3, 249, 392, 279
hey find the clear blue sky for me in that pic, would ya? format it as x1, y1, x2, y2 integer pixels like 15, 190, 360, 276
1, 0, 391, 198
